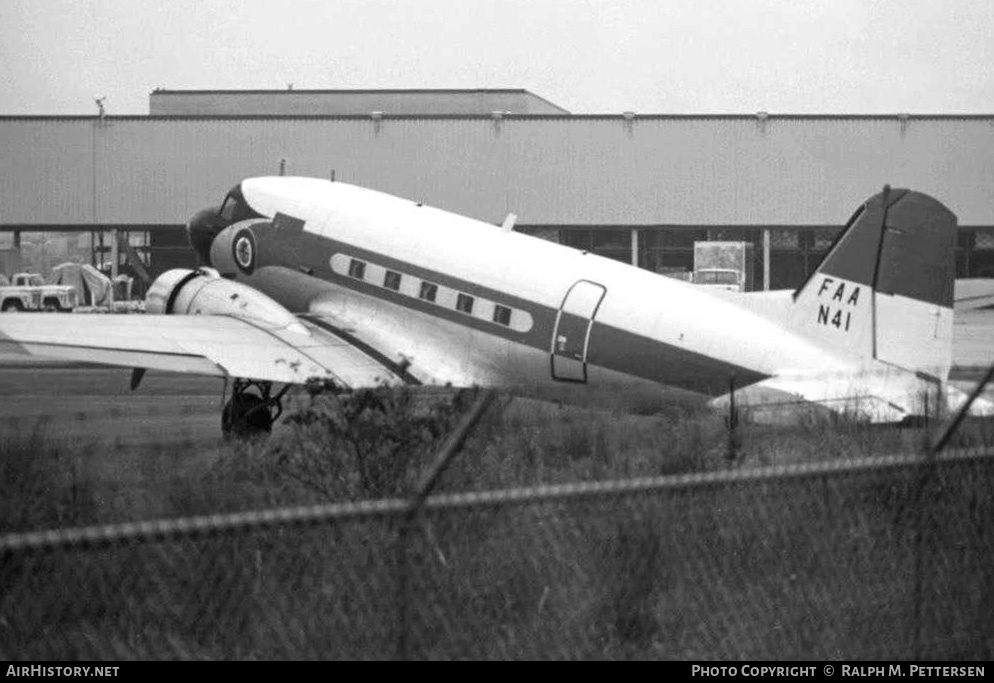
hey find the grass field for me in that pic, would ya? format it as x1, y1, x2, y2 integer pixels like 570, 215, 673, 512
2, 378, 993, 659
4, 370, 992, 526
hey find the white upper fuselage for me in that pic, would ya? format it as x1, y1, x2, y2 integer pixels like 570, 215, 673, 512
225, 176, 927, 412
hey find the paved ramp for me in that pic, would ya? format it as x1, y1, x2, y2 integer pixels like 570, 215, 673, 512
0, 367, 225, 449
955, 279, 994, 312
953, 308, 994, 371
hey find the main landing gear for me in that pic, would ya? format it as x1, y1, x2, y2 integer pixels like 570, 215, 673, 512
221, 379, 290, 437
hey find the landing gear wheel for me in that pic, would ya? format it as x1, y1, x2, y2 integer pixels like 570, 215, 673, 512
222, 392, 272, 437
221, 379, 289, 438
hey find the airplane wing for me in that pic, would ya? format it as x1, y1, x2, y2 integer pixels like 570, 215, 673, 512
0, 313, 405, 388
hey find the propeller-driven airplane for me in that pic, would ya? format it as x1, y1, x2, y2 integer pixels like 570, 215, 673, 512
0, 177, 988, 434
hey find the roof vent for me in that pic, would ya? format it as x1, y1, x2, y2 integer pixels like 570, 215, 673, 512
755, 111, 770, 134
897, 112, 910, 134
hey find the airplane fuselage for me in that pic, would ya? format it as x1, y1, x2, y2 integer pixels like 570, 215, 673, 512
214, 177, 864, 400
0, 176, 974, 431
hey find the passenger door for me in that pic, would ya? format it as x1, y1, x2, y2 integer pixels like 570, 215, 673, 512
550, 280, 607, 382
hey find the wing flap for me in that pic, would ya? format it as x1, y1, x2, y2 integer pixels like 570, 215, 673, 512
295, 317, 407, 387
305, 291, 506, 387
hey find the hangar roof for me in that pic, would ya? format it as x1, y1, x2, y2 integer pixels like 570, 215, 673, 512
148, 88, 570, 116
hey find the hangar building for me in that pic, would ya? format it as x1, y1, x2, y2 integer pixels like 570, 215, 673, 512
1, 88, 992, 291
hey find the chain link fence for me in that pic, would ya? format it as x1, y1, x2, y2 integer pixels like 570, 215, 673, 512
1, 444, 992, 660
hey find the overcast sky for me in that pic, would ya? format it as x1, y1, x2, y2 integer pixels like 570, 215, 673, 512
1, 0, 992, 115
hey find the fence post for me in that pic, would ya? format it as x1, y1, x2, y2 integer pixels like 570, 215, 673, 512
395, 390, 495, 660
911, 360, 994, 657
726, 374, 739, 461
930, 362, 994, 457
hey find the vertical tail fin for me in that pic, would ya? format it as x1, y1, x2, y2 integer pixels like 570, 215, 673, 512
789, 187, 957, 381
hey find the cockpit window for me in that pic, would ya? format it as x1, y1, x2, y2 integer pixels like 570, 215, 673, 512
217, 185, 264, 224
219, 194, 239, 221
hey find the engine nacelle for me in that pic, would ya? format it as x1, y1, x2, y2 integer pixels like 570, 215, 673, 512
145, 268, 307, 334
209, 219, 270, 277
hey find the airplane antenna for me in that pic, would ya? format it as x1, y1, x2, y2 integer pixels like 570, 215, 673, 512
94, 96, 107, 120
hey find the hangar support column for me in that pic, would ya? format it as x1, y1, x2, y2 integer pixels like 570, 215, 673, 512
110, 230, 119, 279
1, 231, 23, 275
762, 228, 770, 291
14, 230, 22, 273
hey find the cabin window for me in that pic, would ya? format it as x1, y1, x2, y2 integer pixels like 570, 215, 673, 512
493, 304, 512, 326
348, 259, 366, 279
419, 281, 438, 302
456, 293, 475, 314
384, 270, 402, 291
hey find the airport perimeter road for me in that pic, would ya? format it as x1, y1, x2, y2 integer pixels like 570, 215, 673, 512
953, 308, 994, 372
0, 365, 226, 449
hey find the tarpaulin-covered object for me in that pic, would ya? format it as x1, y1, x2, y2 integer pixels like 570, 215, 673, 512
49, 262, 113, 306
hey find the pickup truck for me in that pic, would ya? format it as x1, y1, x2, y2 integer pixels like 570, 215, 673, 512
693, 268, 744, 292
1, 273, 77, 312
693, 242, 754, 293
0, 280, 42, 311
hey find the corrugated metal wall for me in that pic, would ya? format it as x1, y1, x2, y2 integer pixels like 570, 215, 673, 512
1, 117, 992, 226
0, 120, 96, 223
